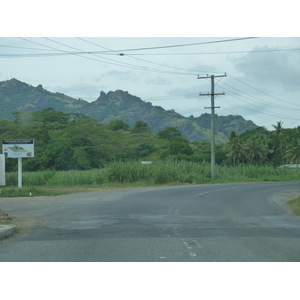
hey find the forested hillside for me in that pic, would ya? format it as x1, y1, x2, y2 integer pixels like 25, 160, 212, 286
0, 78, 257, 143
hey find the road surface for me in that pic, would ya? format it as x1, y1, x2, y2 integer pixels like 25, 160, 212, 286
0, 181, 300, 261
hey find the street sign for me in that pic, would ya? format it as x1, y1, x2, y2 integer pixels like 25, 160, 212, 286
2, 139, 34, 158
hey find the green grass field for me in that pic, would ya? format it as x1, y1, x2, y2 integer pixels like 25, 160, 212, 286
3, 161, 300, 188
0, 161, 299, 190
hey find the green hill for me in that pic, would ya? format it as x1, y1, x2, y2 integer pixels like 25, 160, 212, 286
0, 78, 257, 143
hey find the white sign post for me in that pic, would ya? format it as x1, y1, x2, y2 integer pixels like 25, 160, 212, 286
0, 154, 5, 186
18, 157, 22, 188
2, 139, 34, 188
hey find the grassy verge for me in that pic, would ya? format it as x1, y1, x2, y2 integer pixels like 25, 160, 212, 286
287, 197, 300, 216
0, 186, 96, 198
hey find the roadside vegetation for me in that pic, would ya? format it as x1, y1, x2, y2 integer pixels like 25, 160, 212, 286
1, 108, 300, 173
1, 161, 300, 196
287, 197, 300, 216
1, 108, 300, 215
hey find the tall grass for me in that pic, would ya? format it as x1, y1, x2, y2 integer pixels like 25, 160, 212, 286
5, 170, 56, 186
3, 161, 300, 187
106, 160, 211, 184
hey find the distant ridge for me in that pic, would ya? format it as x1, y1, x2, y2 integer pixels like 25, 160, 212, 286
0, 78, 258, 143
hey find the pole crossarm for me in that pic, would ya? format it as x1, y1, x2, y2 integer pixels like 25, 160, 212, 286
197, 74, 227, 79
200, 92, 225, 96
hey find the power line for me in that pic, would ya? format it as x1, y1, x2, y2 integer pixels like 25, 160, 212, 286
98, 37, 259, 53
221, 94, 300, 121
17, 37, 200, 76
1, 37, 258, 57
45, 37, 202, 76
0, 44, 59, 52
45, 37, 209, 75
217, 81, 300, 111
3, 46, 300, 58
108, 48, 300, 56
76, 37, 224, 76
226, 73, 300, 108
142, 94, 197, 101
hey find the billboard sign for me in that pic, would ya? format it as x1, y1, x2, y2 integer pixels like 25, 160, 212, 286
2, 139, 34, 158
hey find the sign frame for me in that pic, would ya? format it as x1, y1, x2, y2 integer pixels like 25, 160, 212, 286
2, 139, 34, 188
2, 139, 34, 158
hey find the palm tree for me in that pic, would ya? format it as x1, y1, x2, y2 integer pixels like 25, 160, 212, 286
284, 139, 300, 167
223, 131, 246, 167
245, 135, 268, 163
272, 121, 285, 165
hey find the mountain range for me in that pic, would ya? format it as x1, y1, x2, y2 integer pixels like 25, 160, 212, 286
0, 78, 258, 143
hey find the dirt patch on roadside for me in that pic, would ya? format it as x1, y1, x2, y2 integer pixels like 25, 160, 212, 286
0, 209, 13, 223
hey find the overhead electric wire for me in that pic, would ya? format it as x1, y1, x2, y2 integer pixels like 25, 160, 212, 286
226, 73, 300, 108
214, 78, 300, 120
217, 81, 300, 111
1, 37, 262, 77
0, 44, 59, 52
76, 37, 222, 74
17, 37, 200, 76
111, 48, 300, 56
42, 37, 212, 75
44, 37, 202, 76
92, 37, 259, 53
3, 46, 300, 58
220, 91, 299, 121
142, 94, 197, 101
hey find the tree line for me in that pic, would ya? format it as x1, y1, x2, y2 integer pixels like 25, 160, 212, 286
223, 122, 300, 167
0, 108, 299, 172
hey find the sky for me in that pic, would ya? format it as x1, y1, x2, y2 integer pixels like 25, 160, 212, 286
1, 3, 299, 133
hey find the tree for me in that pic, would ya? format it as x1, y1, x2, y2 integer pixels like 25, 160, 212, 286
244, 135, 268, 163
70, 135, 93, 147
223, 131, 246, 166
271, 121, 285, 165
71, 148, 92, 170
108, 119, 130, 131
131, 120, 152, 135
41, 142, 74, 170
284, 139, 300, 166
32, 108, 70, 130
157, 127, 181, 140
169, 137, 193, 156
136, 142, 155, 157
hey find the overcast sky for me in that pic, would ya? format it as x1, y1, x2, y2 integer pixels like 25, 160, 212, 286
1, 3, 299, 131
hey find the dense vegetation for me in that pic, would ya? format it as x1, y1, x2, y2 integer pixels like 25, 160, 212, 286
1, 108, 300, 174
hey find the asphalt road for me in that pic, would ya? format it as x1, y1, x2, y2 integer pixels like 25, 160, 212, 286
0, 181, 300, 262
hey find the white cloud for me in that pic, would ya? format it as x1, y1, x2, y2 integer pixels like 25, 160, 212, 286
234, 46, 300, 92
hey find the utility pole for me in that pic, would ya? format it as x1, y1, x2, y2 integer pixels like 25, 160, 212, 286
198, 74, 226, 181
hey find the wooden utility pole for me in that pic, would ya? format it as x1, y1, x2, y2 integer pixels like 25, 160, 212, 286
198, 74, 226, 181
